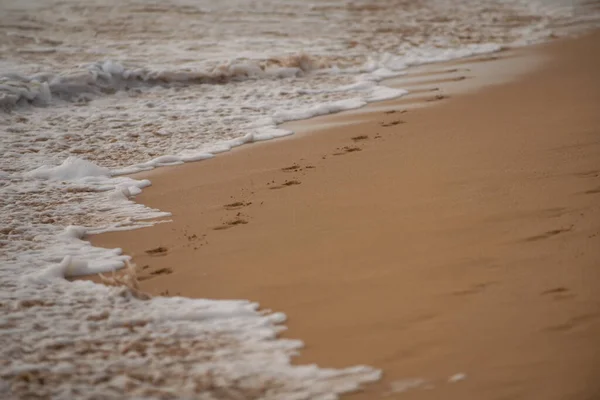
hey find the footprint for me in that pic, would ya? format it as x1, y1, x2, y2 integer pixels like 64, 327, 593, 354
139, 267, 174, 281
351, 135, 369, 142
213, 218, 249, 230
333, 146, 362, 155
380, 120, 405, 127
281, 164, 301, 172
524, 226, 573, 242
452, 282, 496, 296
145, 246, 168, 256
270, 180, 301, 189
545, 313, 597, 332
585, 187, 600, 194
224, 201, 251, 210
384, 109, 407, 115
151, 267, 173, 276
541, 287, 569, 295
541, 287, 574, 300
282, 164, 316, 172
427, 94, 449, 102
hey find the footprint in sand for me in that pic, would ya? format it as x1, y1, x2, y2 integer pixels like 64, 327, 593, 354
573, 170, 600, 193
452, 282, 496, 296
145, 246, 168, 256
351, 135, 369, 142
270, 180, 301, 189
224, 201, 251, 210
139, 267, 173, 281
333, 146, 362, 156
541, 287, 569, 295
384, 109, 408, 115
545, 313, 597, 333
541, 286, 575, 300
183, 233, 208, 250
281, 164, 301, 172
523, 225, 573, 242
213, 218, 249, 230
185, 233, 199, 241
151, 267, 173, 276
281, 163, 316, 173
427, 94, 449, 102
380, 120, 405, 127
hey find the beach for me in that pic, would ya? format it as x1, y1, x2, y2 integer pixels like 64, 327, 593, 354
2, 0, 600, 397
90, 31, 600, 400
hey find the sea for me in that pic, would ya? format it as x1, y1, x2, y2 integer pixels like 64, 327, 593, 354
1, 0, 599, 398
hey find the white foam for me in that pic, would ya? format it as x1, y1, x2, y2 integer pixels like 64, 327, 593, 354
396, 43, 504, 69
27, 157, 111, 181
367, 87, 409, 102
273, 98, 367, 124
2, 273, 382, 399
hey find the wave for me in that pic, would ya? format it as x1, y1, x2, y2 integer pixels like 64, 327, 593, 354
0, 54, 333, 110
0, 40, 513, 112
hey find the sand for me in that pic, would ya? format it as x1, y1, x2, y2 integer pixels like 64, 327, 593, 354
90, 33, 600, 399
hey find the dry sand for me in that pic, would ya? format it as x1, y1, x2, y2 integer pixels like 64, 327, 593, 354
90, 33, 600, 399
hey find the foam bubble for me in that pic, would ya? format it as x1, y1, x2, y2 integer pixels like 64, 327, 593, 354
27, 157, 111, 181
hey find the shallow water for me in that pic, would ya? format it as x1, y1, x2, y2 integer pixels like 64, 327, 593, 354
1, 0, 599, 398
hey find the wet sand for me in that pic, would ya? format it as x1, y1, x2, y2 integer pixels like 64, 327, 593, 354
91, 33, 600, 399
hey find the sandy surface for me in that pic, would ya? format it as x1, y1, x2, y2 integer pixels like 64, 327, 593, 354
91, 33, 600, 399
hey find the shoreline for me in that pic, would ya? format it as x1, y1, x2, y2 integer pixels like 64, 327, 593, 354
90, 32, 600, 399
107, 45, 542, 190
